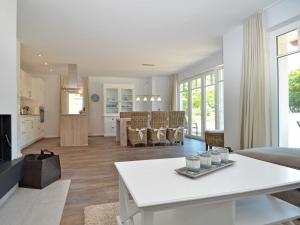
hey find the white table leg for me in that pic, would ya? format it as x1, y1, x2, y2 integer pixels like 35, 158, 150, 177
119, 176, 139, 225
141, 210, 154, 225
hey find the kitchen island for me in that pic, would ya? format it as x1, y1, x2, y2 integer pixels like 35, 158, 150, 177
60, 114, 88, 147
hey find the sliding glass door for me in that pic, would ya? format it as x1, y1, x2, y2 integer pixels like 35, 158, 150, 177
191, 78, 202, 136
178, 81, 190, 132
205, 74, 216, 131
178, 67, 224, 140
277, 28, 300, 147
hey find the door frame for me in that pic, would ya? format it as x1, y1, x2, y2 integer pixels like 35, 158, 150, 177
177, 66, 223, 141
268, 20, 300, 147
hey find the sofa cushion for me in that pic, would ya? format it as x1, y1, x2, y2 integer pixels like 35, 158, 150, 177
236, 147, 300, 170
236, 147, 300, 208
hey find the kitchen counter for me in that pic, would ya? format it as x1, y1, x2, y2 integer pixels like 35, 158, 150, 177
60, 114, 88, 147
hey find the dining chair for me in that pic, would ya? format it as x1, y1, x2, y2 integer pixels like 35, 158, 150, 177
127, 112, 148, 147
167, 111, 185, 145
148, 111, 168, 146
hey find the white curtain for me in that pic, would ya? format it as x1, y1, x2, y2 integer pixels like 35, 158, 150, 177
239, 13, 271, 149
170, 74, 177, 111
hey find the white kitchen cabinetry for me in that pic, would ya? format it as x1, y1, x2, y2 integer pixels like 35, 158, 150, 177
19, 70, 45, 149
31, 77, 45, 106
20, 70, 32, 99
38, 79, 45, 106
31, 78, 39, 102
20, 116, 44, 149
104, 116, 117, 137
103, 84, 135, 136
20, 70, 45, 106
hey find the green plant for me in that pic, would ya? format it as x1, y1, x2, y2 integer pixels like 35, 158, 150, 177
289, 69, 300, 113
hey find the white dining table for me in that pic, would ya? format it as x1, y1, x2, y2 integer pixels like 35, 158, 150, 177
115, 154, 300, 225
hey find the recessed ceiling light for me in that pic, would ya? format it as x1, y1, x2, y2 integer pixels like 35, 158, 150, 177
37, 53, 42, 57
142, 64, 155, 67
44, 62, 48, 66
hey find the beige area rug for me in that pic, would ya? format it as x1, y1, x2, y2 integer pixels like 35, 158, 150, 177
84, 202, 119, 225
84, 202, 300, 225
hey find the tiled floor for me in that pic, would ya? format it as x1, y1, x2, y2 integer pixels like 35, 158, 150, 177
0, 180, 70, 225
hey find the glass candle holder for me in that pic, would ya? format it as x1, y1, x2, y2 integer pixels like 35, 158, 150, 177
219, 148, 229, 163
199, 152, 212, 169
185, 155, 201, 172
211, 150, 221, 165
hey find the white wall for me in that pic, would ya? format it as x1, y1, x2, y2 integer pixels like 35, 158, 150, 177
135, 77, 152, 112
177, 51, 223, 81
223, 25, 243, 150
222, 0, 300, 150
265, 0, 300, 30
26, 74, 169, 137
88, 76, 150, 136
88, 76, 170, 136
0, 0, 18, 159
151, 76, 171, 111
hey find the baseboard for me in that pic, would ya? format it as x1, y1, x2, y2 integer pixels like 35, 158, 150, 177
88, 134, 104, 137
43, 136, 60, 139
21, 136, 44, 151
21, 137, 44, 152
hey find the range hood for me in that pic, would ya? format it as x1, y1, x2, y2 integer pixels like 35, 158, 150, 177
61, 64, 79, 89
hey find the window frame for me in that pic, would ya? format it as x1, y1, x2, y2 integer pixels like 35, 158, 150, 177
269, 20, 300, 147
177, 65, 224, 140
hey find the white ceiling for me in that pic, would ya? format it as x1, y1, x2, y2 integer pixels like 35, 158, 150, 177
18, 0, 277, 77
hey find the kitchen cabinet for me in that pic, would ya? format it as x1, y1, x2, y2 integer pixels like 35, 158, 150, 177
31, 78, 39, 102
20, 116, 44, 149
20, 70, 45, 106
104, 116, 117, 136
38, 79, 45, 106
31, 77, 45, 106
20, 70, 32, 99
103, 84, 135, 136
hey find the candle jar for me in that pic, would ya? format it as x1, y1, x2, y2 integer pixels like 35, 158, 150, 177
218, 148, 229, 163
185, 155, 201, 172
211, 150, 221, 165
199, 152, 212, 169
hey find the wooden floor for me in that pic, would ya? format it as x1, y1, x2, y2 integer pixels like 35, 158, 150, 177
23, 137, 205, 225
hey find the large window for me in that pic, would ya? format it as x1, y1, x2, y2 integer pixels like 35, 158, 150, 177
191, 78, 202, 136
178, 67, 224, 139
277, 28, 300, 148
178, 81, 189, 130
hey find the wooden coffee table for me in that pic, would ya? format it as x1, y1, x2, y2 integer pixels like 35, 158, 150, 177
115, 154, 300, 225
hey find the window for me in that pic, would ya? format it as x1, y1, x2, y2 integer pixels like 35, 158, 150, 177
179, 81, 189, 130
191, 78, 202, 136
205, 74, 216, 130
177, 67, 224, 139
276, 28, 300, 148
217, 69, 224, 130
